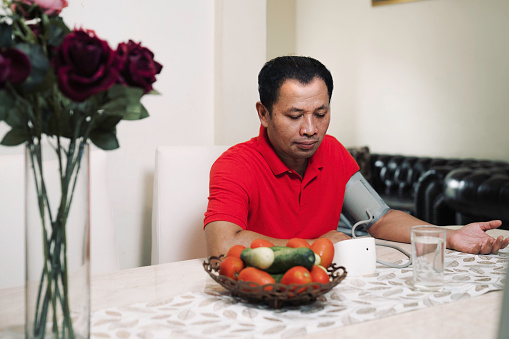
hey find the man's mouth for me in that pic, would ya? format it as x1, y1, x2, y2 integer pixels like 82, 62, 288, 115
295, 141, 317, 150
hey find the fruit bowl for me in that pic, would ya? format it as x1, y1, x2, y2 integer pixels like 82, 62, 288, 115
203, 255, 347, 309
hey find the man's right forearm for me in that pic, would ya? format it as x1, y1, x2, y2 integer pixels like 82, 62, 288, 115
204, 221, 288, 256
204, 221, 351, 256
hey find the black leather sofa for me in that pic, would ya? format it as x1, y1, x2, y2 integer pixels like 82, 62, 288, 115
444, 167, 509, 228
347, 147, 509, 229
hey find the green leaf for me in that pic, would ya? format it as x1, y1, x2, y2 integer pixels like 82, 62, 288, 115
101, 99, 149, 120
100, 85, 148, 120
0, 22, 13, 48
14, 43, 50, 92
147, 88, 161, 95
46, 107, 72, 138
47, 17, 70, 47
0, 91, 15, 121
124, 102, 149, 121
106, 84, 136, 99
5, 100, 29, 129
94, 115, 122, 129
89, 129, 119, 150
99, 98, 129, 117
1, 128, 28, 146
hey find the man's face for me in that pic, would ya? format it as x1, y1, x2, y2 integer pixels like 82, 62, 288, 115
257, 77, 330, 173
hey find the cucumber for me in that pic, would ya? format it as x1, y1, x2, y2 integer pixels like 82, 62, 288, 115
265, 247, 315, 274
270, 273, 284, 283
241, 246, 316, 274
240, 247, 275, 270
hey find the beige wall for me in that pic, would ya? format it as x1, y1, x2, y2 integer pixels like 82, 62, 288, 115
294, 0, 509, 161
267, 0, 296, 60
214, 0, 266, 146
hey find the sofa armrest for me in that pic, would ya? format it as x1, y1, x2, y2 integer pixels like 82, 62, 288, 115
444, 168, 509, 225
414, 166, 457, 225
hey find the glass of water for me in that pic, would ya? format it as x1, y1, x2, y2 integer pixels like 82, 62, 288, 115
411, 225, 447, 292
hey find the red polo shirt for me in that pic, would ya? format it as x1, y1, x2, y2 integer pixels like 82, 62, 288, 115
204, 126, 359, 239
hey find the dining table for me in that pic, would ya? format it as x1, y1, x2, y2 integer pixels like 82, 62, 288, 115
0, 226, 508, 339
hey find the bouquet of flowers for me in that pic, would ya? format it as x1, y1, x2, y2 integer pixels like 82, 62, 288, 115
0, 0, 162, 337
0, 0, 162, 148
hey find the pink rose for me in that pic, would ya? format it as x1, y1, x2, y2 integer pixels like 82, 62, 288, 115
14, 0, 68, 16
116, 40, 162, 93
0, 48, 31, 88
52, 29, 121, 102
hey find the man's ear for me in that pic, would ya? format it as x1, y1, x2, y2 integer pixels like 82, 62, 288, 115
256, 101, 270, 128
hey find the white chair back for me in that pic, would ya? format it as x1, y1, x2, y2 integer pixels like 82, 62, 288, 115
89, 149, 120, 274
151, 145, 229, 264
0, 147, 119, 288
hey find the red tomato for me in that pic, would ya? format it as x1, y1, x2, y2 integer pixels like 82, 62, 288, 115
286, 238, 310, 248
310, 238, 334, 268
310, 265, 329, 284
219, 256, 244, 280
227, 244, 246, 258
237, 267, 275, 290
250, 239, 275, 248
281, 266, 312, 294
281, 266, 312, 285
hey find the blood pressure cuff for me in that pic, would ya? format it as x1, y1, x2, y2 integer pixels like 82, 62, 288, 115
342, 171, 390, 231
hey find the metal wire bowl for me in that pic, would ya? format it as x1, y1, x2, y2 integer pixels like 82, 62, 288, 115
203, 255, 347, 309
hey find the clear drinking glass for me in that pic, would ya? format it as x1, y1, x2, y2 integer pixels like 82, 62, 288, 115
411, 225, 446, 292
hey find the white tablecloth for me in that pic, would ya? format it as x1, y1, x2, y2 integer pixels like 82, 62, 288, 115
91, 250, 507, 338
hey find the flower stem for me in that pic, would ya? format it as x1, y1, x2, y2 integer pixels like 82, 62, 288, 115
27, 135, 88, 338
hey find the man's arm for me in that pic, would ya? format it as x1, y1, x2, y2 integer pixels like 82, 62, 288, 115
205, 221, 287, 256
204, 221, 351, 256
367, 209, 431, 244
368, 209, 508, 254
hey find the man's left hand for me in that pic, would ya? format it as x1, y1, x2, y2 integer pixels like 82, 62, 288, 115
448, 220, 509, 254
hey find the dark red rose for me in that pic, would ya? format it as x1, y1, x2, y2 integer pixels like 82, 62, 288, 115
0, 48, 31, 88
52, 29, 120, 102
116, 40, 162, 93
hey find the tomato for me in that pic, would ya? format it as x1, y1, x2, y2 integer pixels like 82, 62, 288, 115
250, 238, 274, 248
237, 267, 275, 290
227, 244, 246, 258
310, 265, 329, 284
310, 238, 334, 268
281, 266, 312, 285
219, 256, 244, 280
286, 238, 310, 248
281, 266, 312, 294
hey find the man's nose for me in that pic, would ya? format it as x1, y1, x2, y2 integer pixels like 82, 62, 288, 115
300, 115, 317, 137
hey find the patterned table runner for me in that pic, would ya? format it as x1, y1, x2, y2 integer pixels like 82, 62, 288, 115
91, 250, 507, 338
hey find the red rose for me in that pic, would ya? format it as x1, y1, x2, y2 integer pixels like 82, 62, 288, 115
116, 40, 162, 93
52, 29, 120, 102
0, 48, 31, 88
13, 0, 68, 17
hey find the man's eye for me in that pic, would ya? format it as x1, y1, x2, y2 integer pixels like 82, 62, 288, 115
315, 113, 326, 118
289, 115, 301, 120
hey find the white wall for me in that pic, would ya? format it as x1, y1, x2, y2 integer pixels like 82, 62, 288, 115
294, 0, 509, 161
0, 0, 266, 270
214, 0, 266, 145
61, 0, 217, 268
0, 0, 216, 269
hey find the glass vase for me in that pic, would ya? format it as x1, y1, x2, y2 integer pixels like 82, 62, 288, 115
25, 138, 90, 339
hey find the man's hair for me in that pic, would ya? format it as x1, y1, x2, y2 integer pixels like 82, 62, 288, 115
258, 56, 333, 112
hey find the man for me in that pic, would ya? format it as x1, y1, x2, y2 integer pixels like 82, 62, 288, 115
204, 56, 508, 256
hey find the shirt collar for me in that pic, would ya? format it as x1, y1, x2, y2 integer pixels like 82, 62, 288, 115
256, 125, 324, 177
